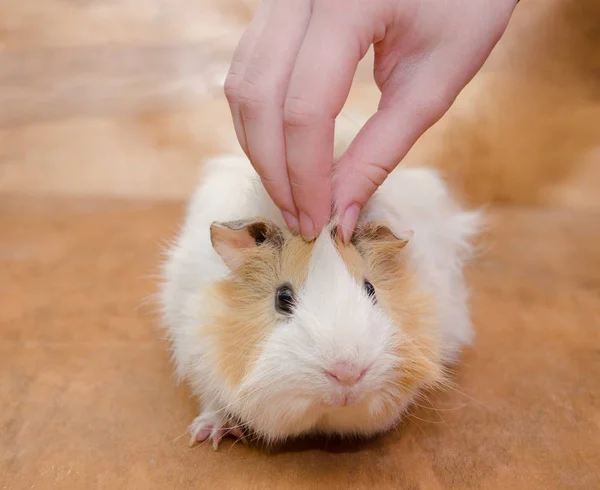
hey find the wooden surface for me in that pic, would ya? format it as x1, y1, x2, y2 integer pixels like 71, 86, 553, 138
1, 197, 599, 489
1, 0, 600, 488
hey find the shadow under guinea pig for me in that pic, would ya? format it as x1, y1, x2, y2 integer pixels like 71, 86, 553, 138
259, 433, 385, 455
251, 419, 415, 456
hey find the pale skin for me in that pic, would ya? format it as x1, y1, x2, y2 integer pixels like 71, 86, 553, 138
225, 0, 518, 242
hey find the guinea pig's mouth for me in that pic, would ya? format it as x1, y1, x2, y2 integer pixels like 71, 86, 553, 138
323, 387, 366, 408
329, 392, 353, 407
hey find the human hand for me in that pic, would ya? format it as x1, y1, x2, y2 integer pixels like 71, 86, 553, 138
224, 0, 517, 241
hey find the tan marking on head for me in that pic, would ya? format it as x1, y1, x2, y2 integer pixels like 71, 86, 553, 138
353, 222, 445, 397
280, 235, 314, 285
205, 226, 320, 387
333, 233, 364, 281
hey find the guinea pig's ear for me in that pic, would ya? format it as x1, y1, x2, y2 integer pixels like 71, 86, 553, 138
352, 222, 411, 255
210, 218, 284, 270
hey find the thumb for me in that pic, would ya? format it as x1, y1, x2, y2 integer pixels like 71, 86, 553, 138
334, 92, 450, 243
333, 2, 515, 243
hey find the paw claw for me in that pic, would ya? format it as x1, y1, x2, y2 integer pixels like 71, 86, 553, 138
211, 428, 224, 451
188, 413, 245, 450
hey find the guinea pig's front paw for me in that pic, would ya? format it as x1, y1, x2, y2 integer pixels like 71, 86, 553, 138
188, 411, 246, 451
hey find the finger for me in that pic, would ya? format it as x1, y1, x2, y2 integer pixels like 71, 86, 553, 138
237, 0, 312, 231
334, 51, 482, 243
333, 0, 518, 243
333, 108, 432, 243
283, 4, 367, 240
224, 0, 274, 156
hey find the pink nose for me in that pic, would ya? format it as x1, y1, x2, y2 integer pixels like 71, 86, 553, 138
325, 362, 367, 387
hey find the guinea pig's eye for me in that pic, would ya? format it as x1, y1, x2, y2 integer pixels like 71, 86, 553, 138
364, 280, 376, 301
275, 284, 296, 315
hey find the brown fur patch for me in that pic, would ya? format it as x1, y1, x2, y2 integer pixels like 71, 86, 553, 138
334, 234, 364, 281
353, 233, 444, 397
204, 234, 314, 386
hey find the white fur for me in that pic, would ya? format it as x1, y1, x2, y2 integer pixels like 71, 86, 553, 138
160, 123, 479, 444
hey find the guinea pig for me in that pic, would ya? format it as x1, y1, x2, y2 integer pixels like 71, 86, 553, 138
160, 153, 480, 450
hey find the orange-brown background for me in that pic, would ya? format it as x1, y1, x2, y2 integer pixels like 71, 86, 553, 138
1, 1, 599, 488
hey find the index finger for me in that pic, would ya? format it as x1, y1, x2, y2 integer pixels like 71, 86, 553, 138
283, 7, 365, 240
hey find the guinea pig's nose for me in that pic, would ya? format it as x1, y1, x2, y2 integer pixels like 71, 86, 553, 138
325, 361, 367, 387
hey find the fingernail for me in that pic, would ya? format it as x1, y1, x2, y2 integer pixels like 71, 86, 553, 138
339, 204, 361, 244
299, 211, 316, 241
282, 211, 299, 233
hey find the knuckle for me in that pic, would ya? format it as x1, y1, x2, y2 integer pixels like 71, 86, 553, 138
223, 72, 242, 103
223, 72, 241, 104
362, 162, 390, 188
283, 96, 324, 128
419, 89, 456, 124
238, 79, 270, 119
427, 96, 452, 118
